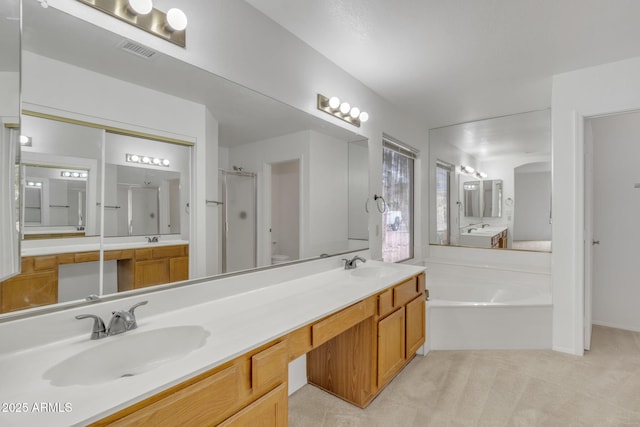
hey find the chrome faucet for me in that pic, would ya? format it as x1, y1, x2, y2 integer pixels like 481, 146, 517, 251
342, 256, 366, 270
467, 227, 478, 233
76, 301, 148, 340
481, 223, 490, 228
146, 236, 159, 243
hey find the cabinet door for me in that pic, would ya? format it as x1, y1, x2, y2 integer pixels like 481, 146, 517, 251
377, 307, 405, 386
170, 256, 189, 282
405, 295, 425, 357
1, 270, 57, 313
218, 382, 288, 427
134, 259, 170, 288
108, 365, 241, 426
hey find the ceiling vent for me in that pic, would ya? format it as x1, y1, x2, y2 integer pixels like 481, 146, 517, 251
118, 40, 158, 60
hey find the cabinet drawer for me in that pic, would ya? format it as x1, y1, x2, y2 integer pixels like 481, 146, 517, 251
134, 248, 152, 261
251, 341, 287, 395
153, 245, 185, 259
393, 278, 419, 308
75, 252, 100, 263
312, 300, 372, 347
218, 383, 287, 427
108, 364, 241, 426
33, 255, 57, 271
378, 289, 394, 318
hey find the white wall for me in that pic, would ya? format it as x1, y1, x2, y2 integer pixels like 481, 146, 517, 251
272, 160, 300, 261
308, 131, 349, 257
590, 112, 640, 332
514, 171, 551, 241
0, 72, 19, 118
552, 55, 640, 355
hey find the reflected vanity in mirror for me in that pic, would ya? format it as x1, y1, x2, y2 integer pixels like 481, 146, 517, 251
0, 2, 369, 317
430, 110, 551, 252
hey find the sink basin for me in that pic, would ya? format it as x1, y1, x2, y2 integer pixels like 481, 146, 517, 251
350, 266, 396, 280
44, 325, 209, 387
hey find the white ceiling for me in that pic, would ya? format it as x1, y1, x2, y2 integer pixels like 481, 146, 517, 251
246, 0, 640, 129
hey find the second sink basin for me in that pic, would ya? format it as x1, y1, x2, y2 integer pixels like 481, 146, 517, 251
44, 325, 210, 387
349, 266, 396, 280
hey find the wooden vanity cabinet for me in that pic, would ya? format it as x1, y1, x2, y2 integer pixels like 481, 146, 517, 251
308, 272, 427, 408
0, 256, 57, 312
93, 272, 426, 425
93, 340, 289, 427
129, 245, 189, 290
0, 244, 189, 313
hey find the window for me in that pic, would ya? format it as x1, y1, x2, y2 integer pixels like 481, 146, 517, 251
435, 161, 453, 245
381, 136, 415, 263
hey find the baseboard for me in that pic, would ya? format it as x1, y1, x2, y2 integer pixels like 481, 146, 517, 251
592, 321, 640, 333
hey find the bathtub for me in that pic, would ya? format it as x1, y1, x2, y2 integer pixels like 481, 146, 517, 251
426, 265, 552, 350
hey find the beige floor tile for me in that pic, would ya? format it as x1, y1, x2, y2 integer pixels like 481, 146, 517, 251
289, 326, 640, 427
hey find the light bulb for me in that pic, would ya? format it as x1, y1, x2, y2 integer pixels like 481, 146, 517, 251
128, 0, 153, 15
167, 8, 188, 31
349, 107, 360, 119
328, 96, 340, 109
80, 172, 88, 178
130, 154, 139, 162
19, 135, 31, 145
142, 156, 150, 164
339, 102, 351, 114
162, 159, 170, 166
71, 172, 80, 178
152, 158, 161, 165
359, 112, 369, 122
36, 182, 42, 187
27, 181, 34, 187
62, 171, 71, 177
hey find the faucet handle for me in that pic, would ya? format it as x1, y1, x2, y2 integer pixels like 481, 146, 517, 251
75, 314, 107, 340
127, 301, 148, 330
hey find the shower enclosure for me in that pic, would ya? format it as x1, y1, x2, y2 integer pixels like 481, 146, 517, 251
219, 169, 257, 273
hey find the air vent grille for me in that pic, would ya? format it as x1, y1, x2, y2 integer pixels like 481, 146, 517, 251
119, 40, 157, 59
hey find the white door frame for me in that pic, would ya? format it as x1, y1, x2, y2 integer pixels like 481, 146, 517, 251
583, 117, 593, 351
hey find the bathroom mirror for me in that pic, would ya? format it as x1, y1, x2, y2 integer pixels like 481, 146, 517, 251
429, 110, 551, 251
0, 2, 368, 317
103, 133, 190, 238
0, 0, 21, 282
23, 165, 88, 231
463, 181, 481, 217
20, 116, 102, 238
482, 179, 503, 218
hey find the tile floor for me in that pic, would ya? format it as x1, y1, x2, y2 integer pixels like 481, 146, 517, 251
289, 325, 640, 426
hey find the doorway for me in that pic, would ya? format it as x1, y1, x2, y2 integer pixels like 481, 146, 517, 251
585, 111, 640, 349
219, 169, 257, 273
269, 159, 300, 265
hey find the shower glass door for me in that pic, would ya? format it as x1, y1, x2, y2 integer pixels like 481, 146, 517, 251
221, 170, 257, 273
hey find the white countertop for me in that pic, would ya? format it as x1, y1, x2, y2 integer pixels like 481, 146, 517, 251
0, 260, 425, 426
21, 239, 189, 257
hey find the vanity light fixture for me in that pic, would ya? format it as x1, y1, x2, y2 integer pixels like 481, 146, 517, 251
460, 165, 475, 174
19, 135, 32, 146
76, 0, 187, 48
61, 170, 88, 179
126, 153, 170, 167
317, 94, 369, 128
476, 171, 488, 179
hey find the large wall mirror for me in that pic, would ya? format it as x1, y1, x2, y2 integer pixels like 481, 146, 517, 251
0, 2, 368, 317
0, 0, 20, 283
429, 110, 551, 252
